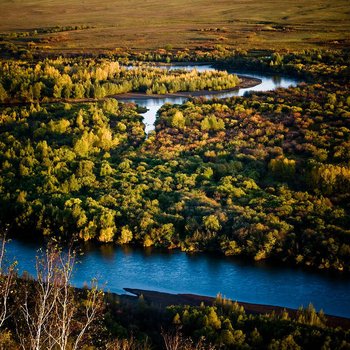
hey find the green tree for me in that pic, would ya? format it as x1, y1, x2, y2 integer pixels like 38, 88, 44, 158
0, 83, 8, 102
171, 111, 185, 129
118, 226, 133, 244
203, 215, 221, 232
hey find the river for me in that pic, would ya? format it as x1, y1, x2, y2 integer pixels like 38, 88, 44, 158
5, 64, 350, 319
121, 64, 298, 133
6, 240, 350, 318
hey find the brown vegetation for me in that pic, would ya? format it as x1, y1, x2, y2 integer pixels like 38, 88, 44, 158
0, 0, 349, 53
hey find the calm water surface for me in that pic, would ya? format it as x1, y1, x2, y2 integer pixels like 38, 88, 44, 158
6, 65, 350, 318
6, 240, 350, 318
122, 64, 299, 132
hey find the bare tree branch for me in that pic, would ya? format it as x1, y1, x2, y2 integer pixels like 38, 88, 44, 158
0, 227, 16, 329
17, 242, 103, 350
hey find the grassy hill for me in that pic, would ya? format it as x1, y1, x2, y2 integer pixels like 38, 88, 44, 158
0, 0, 349, 52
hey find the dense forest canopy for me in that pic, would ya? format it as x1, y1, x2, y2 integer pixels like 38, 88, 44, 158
0, 50, 349, 272
0, 5, 349, 343
0, 0, 350, 346
0, 59, 240, 103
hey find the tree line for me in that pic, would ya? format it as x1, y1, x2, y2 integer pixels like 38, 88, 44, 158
0, 59, 240, 103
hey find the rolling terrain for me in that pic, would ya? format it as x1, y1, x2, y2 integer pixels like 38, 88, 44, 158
0, 0, 349, 52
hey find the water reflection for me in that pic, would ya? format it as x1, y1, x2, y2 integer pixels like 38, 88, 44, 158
272, 75, 282, 85
6, 240, 350, 317
99, 244, 116, 261
121, 64, 300, 133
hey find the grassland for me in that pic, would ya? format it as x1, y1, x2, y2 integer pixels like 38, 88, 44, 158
0, 0, 349, 53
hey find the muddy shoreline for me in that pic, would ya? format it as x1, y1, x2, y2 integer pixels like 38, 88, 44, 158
121, 288, 350, 330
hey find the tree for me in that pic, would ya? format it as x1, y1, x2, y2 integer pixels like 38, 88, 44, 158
268, 335, 301, 350
73, 84, 85, 99
207, 307, 221, 330
32, 82, 43, 100
203, 215, 221, 233
100, 160, 114, 176
17, 244, 103, 350
118, 226, 133, 244
74, 133, 90, 157
171, 111, 185, 129
269, 157, 296, 180
201, 118, 211, 131
162, 328, 214, 350
0, 229, 16, 329
98, 209, 116, 243
0, 83, 8, 102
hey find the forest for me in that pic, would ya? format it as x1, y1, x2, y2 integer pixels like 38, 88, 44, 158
0, 59, 240, 103
0, 50, 349, 272
0, 0, 349, 346
0, 21, 349, 350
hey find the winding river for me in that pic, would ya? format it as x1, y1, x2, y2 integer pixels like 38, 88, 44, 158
121, 64, 298, 133
6, 65, 350, 318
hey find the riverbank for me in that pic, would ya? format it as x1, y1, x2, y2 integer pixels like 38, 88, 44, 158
122, 288, 350, 330
8, 238, 350, 320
